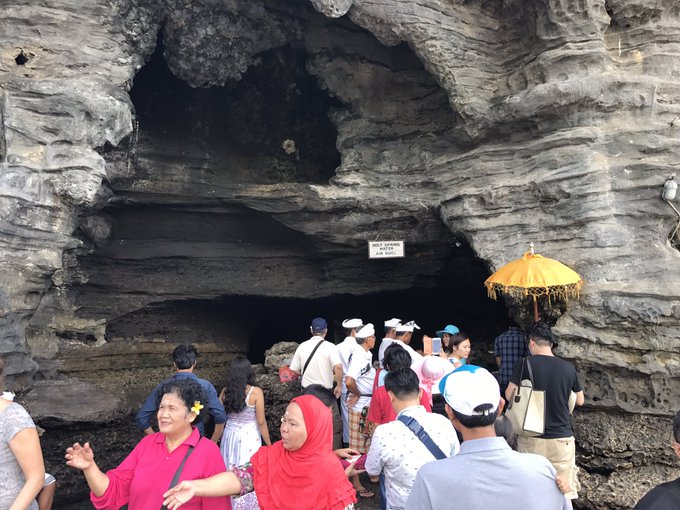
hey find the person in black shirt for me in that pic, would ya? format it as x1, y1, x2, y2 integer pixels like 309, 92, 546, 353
634, 410, 680, 509
505, 322, 585, 500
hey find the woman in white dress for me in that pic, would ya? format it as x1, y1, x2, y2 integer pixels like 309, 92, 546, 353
219, 356, 270, 470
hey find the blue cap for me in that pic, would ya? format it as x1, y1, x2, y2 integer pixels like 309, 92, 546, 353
436, 324, 460, 337
311, 317, 328, 331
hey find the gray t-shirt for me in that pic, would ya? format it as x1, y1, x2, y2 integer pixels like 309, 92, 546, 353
0, 403, 38, 510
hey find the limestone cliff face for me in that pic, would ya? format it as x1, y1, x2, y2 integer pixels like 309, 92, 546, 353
1, 0, 679, 507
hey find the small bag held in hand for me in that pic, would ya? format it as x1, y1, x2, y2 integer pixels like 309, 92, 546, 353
505, 357, 545, 437
278, 365, 299, 383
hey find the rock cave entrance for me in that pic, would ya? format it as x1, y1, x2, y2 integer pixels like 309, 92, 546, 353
68, 18, 511, 371
92, 225, 510, 370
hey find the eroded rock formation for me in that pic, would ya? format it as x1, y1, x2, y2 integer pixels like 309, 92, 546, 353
1, 0, 679, 507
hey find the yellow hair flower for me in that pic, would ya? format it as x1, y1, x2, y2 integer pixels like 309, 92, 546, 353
191, 401, 204, 415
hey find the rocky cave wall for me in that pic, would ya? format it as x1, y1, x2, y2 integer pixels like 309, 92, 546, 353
1, 0, 680, 507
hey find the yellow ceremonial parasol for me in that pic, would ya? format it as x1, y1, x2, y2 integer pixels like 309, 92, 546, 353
484, 243, 584, 322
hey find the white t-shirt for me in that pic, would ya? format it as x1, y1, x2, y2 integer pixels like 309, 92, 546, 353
379, 338, 422, 367
346, 348, 375, 411
337, 336, 359, 393
378, 338, 396, 367
395, 339, 422, 365
290, 336, 341, 389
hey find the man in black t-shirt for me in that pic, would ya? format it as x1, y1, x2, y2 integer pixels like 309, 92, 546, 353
634, 410, 680, 509
505, 322, 585, 500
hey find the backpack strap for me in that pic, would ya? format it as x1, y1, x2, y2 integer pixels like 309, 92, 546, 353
398, 415, 447, 460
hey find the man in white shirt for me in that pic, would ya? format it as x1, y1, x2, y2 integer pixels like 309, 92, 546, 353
346, 323, 378, 498
392, 321, 423, 365
338, 317, 363, 446
366, 367, 459, 510
378, 318, 401, 368
346, 323, 376, 451
290, 317, 343, 397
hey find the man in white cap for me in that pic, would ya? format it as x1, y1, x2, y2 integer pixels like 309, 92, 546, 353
392, 320, 423, 365
345, 323, 378, 498
407, 365, 572, 510
378, 318, 401, 367
338, 318, 363, 446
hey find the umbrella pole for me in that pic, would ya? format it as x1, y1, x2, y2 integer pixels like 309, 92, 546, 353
533, 295, 539, 322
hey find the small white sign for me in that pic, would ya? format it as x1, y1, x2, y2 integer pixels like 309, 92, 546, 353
368, 240, 405, 259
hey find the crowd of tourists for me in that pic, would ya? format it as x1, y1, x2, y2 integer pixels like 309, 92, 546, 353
1, 319, 677, 510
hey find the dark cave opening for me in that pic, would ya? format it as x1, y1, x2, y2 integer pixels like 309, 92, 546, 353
100, 243, 511, 373
127, 34, 342, 184
75, 200, 510, 372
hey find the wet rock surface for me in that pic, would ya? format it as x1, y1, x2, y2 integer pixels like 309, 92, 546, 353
1, 0, 680, 508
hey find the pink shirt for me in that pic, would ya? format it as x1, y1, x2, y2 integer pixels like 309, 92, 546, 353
91, 428, 230, 510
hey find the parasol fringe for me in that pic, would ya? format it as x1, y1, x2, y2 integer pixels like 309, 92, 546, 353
484, 281, 583, 302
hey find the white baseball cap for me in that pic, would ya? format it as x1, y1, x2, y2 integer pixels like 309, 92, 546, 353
439, 365, 500, 416
342, 318, 363, 329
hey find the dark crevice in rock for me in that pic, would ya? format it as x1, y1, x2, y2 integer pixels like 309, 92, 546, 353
14, 50, 30, 65
127, 33, 341, 185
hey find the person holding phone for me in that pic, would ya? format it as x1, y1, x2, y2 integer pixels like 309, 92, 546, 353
434, 325, 460, 353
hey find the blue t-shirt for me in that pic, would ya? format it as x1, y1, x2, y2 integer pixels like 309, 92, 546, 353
135, 372, 227, 435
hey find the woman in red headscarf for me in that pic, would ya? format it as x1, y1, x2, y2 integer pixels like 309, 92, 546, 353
163, 395, 357, 510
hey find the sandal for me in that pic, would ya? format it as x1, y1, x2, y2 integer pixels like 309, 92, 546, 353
356, 489, 375, 499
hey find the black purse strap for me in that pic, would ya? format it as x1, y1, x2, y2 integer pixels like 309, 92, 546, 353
303, 339, 324, 375
525, 357, 535, 386
161, 441, 197, 510
517, 357, 535, 386
398, 415, 447, 460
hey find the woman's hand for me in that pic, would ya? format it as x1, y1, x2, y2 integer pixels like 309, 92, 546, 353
163, 481, 197, 510
343, 459, 365, 478
334, 448, 360, 459
65, 442, 109, 496
65, 442, 94, 471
